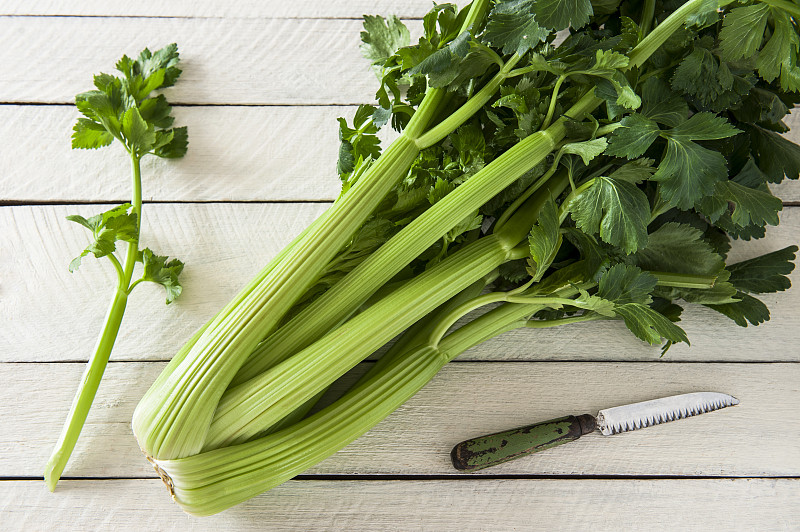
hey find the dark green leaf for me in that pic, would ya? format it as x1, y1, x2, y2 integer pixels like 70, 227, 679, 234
719, 180, 782, 227
671, 45, 732, 108
641, 77, 688, 127
568, 175, 651, 254
653, 113, 740, 209
483, 0, 550, 55
608, 158, 656, 183
634, 222, 725, 276
152, 126, 188, 158
598, 264, 657, 305
535, 0, 594, 31
706, 292, 770, 327
754, 9, 800, 92
604, 113, 660, 159
650, 297, 684, 322
727, 245, 797, 294
748, 125, 800, 183
138, 94, 174, 129
614, 302, 689, 346
527, 196, 561, 281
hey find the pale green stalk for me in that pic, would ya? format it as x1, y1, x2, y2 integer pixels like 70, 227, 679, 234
154, 285, 578, 516
232, 94, 596, 386
201, 235, 517, 450
44, 152, 143, 491
206, 172, 569, 448
141, 0, 715, 509
131, 0, 512, 461
153, 265, 716, 515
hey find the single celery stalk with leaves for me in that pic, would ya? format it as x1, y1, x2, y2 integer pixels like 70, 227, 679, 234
44, 44, 188, 491
130, 0, 799, 515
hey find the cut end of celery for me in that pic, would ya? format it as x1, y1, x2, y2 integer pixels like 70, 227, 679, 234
142, 450, 177, 499
43, 462, 60, 492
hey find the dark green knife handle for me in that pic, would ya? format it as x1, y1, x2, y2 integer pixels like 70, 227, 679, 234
451, 414, 596, 471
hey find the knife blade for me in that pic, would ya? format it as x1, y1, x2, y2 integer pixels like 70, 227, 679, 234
451, 392, 739, 471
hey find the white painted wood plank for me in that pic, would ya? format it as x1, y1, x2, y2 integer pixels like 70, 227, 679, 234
0, 105, 345, 202
2, 362, 797, 477
0, 17, 382, 104
1, 478, 797, 531
0, 1, 432, 19
2, 104, 799, 202
2, 204, 798, 363
1, 203, 328, 363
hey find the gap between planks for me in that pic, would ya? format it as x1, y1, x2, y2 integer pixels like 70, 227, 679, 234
4, 474, 800, 481
1, 478, 796, 531
0, 0, 433, 19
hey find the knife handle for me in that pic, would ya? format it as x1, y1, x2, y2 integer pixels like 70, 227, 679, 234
451, 414, 596, 471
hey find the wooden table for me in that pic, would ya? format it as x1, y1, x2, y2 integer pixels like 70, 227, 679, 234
1, 2, 798, 530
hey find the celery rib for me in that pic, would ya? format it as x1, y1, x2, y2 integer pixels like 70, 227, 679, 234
233, 96, 597, 386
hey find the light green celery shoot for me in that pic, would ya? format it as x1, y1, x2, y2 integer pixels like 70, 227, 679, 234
45, 44, 188, 491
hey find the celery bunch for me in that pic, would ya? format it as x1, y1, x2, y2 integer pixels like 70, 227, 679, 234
130, 0, 798, 515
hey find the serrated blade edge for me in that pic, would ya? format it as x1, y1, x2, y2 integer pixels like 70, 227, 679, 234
597, 392, 739, 436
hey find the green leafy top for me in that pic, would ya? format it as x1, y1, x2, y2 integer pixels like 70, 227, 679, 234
72, 43, 188, 159
342, 0, 800, 352
67, 45, 187, 305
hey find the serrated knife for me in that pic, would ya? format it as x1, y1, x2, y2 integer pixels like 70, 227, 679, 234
451, 392, 739, 471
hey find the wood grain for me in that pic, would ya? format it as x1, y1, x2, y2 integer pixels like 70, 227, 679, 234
2, 105, 799, 203
0, 17, 384, 105
3, 361, 797, 478
2, 203, 798, 363
2, 478, 796, 531
4, 1, 800, 528
0, 105, 346, 202
0, 0, 431, 19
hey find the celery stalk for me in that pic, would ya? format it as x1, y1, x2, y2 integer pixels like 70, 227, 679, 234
131, 0, 509, 460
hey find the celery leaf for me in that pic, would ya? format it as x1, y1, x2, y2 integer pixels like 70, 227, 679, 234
634, 222, 725, 276
726, 245, 798, 294
597, 264, 657, 305
568, 174, 651, 254
706, 292, 770, 326
138, 248, 185, 304
527, 196, 561, 281
535, 0, 594, 31
614, 303, 689, 346
604, 113, 660, 159
652, 112, 740, 209
483, 0, 550, 55
66, 204, 138, 272
360, 15, 411, 70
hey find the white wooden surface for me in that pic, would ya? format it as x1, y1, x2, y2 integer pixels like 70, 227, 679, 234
2, 479, 797, 531
3, 205, 800, 363
1, 2, 798, 530
3, 362, 798, 478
